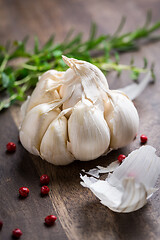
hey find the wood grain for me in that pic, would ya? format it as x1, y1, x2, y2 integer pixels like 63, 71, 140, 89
0, 110, 67, 240
1, 0, 160, 239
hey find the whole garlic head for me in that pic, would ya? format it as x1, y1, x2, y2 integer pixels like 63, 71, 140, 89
19, 56, 139, 165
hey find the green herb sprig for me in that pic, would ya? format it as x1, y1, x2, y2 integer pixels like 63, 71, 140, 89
0, 12, 160, 111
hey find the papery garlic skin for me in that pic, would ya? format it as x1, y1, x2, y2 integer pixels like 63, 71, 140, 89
26, 70, 63, 113
60, 82, 83, 110
19, 56, 142, 165
80, 145, 160, 213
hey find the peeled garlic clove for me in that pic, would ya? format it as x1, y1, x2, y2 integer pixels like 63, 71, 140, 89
68, 99, 110, 161
40, 115, 74, 165
105, 91, 139, 149
20, 103, 60, 155
80, 145, 160, 213
26, 70, 63, 113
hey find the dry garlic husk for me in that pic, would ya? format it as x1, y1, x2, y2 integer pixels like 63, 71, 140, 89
20, 56, 149, 165
80, 145, 160, 213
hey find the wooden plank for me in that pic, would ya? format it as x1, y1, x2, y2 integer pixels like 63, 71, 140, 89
10, 106, 160, 240
0, 110, 67, 240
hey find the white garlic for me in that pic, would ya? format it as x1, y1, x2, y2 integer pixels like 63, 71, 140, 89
20, 103, 60, 155
40, 115, 74, 165
19, 56, 150, 165
80, 145, 160, 213
68, 99, 110, 161
104, 91, 139, 149
26, 70, 63, 113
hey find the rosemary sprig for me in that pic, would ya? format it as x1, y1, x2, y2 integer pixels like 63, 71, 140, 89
0, 12, 160, 111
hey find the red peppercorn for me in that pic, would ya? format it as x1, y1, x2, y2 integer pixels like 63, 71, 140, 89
45, 215, 57, 226
40, 174, 50, 185
19, 187, 29, 198
140, 134, 148, 144
118, 154, 126, 163
12, 228, 22, 238
41, 186, 50, 195
6, 142, 16, 152
0, 220, 3, 230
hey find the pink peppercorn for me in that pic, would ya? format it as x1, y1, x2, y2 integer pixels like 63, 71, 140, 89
6, 142, 16, 152
45, 215, 57, 226
118, 154, 126, 163
41, 186, 50, 195
40, 175, 50, 185
0, 220, 3, 230
19, 187, 29, 198
140, 134, 148, 144
12, 228, 22, 238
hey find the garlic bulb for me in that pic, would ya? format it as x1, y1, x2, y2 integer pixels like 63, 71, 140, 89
20, 56, 142, 165
80, 145, 160, 213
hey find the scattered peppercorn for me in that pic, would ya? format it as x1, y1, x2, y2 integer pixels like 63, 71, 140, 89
0, 220, 3, 230
41, 186, 50, 195
118, 154, 126, 163
140, 134, 148, 144
45, 215, 57, 226
40, 174, 50, 185
19, 187, 29, 198
6, 142, 16, 152
12, 228, 22, 238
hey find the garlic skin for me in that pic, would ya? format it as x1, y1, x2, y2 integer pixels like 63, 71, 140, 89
40, 116, 74, 165
19, 56, 142, 165
68, 99, 110, 161
105, 91, 139, 149
26, 70, 63, 113
20, 103, 60, 155
80, 145, 160, 213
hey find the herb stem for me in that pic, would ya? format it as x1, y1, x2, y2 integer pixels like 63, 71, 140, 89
14, 75, 32, 86
96, 62, 148, 73
0, 54, 9, 72
22, 64, 38, 71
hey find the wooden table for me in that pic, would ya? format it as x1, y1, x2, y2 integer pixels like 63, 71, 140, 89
0, 0, 160, 239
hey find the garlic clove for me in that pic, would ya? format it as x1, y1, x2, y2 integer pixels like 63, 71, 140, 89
68, 99, 110, 161
26, 70, 63, 113
62, 55, 109, 90
105, 91, 139, 149
62, 55, 109, 111
19, 103, 60, 155
40, 115, 74, 165
80, 145, 160, 213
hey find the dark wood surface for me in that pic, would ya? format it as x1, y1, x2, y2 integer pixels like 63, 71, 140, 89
0, 0, 160, 239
